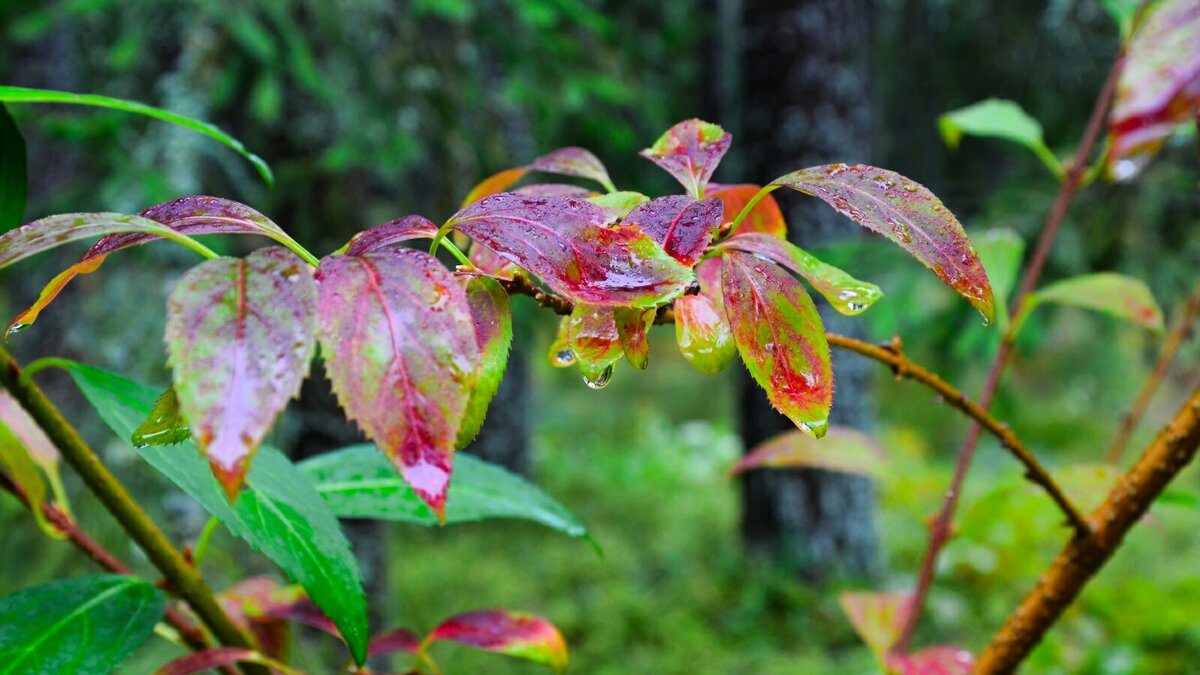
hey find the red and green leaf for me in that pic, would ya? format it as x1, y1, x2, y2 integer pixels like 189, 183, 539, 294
720, 232, 883, 315
343, 215, 438, 256
460, 147, 615, 207
547, 316, 576, 368
456, 275, 513, 448
673, 294, 735, 375
839, 591, 913, 665
587, 191, 650, 218
567, 303, 622, 387
623, 195, 722, 266
722, 251, 832, 437
1108, 0, 1200, 180
8, 196, 303, 337
152, 648, 295, 675
0, 391, 66, 535
446, 193, 692, 307
0, 212, 191, 273
166, 247, 317, 500
887, 647, 975, 675
315, 248, 478, 517
772, 164, 994, 322
705, 183, 787, 238
427, 610, 569, 673
640, 119, 732, 198
729, 426, 887, 478
217, 577, 304, 660
615, 306, 655, 370
367, 627, 422, 657
0, 416, 59, 538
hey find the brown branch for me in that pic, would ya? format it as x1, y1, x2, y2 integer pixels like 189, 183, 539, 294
1106, 286, 1200, 463
976, 384, 1200, 672
892, 24, 1139, 652
0, 471, 212, 654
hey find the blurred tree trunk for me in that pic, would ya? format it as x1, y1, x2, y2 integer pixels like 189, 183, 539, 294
717, 0, 880, 581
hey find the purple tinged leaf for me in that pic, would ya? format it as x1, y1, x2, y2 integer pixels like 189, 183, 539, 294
624, 196, 722, 267
529, 146, 616, 192
456, 275, 513, 448
729, 426, 887, 478
368, 627, 422, 657
722, 251, 831, 437
0, 391, 65, 536
0, 416, 59, 538
216, 577, 302, 660
615, 306, 654, 370
0, 390, 58, 470
515, 183, 595, 198
152, 648, 291, 675
839, 591, 913, 665
428, 610, 570, 673
343, 215, 438, 256
673, 294, 735, 375
886, 647, 975, 675
468, 243, 522, 280
446, 193, 692, 307
0, 212, 190, 272
568, 303, 622, 388
315, 248, 479, 518
1109, 0, 1200, 180
166, 247, 317, 500
640, 119, 732, 198
720, 232, 883, 315
772, 164, 994, 323
547, 316, 576, 368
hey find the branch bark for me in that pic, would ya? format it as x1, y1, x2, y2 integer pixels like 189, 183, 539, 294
976, 384, 1200, 672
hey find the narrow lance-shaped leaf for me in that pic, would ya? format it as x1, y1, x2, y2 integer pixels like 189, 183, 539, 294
640, 119, 732, 198
1014, 272, 1165, 336
446, 193, 692, 307
342, 215, 439, 256
0, 212, 207, 274
568, 303, 622, 388
427, 610, 570, 673
704, 183, 787, 238
167, 247, 317, 499
1108, 0, 1200, 180
615, 306, 654, 370
938, 99, 1061, 177
316, 248, 479, 517
456, 275, 513, 448
722, 251, 832, 437
299, 445, 591, 540
56, 362, 369, 664
887, 647, 975, 675
623, 195, 721, 267
0, 575, 164, 674
729, 427, 887, 478
720, 232, 882, 315
131, 387, 192, 448
9, 196, 305, 337
839, 591, 913, 666
772, 164, 995, 323
673, 294, 735, 376
0, 85, 272, 185
0, 103, 26, 233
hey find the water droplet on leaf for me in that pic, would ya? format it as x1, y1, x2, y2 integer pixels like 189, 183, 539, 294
798, 418, 828, 438
582, 364, 615, 389
554, 349, 576, 367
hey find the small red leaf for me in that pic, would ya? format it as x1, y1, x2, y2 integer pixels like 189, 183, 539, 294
1108, 0, 1200, 180
623, 195, 722, 267
429, 610, 569, 673
640, 119, 732, 198
343, 215, 438, 256
720, 232, 882, 315
730, 426, 887, 477
217, 577, 304, 660
705, 183, 787, 238
153, 648, 283, 675
461, 167, 530, 207
887, 647, 975, 675
166, 247, 317, 499
447, 193, 692, 307
528, 146, 615, 191
367, 627, 422, 657
615, 306, 655, 370
673, 294, 735, 375
722, 251, 832, 437
567, 303, 622, 387
515, 183, 595, 198
773, 164, 994, 323
456, 275, 513, 448
839, 591, 913, 664
315, 248, 479, 517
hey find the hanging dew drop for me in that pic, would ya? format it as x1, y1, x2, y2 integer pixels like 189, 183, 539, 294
6, 323, 28, 336
582, 364, 615, 389
554, 349, 576, 367
798, 418, 829, 438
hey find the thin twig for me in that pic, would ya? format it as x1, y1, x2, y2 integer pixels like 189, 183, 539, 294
1106, 286, 1200, 463
891, 19, 1142, 652
977, 384, 1200, 672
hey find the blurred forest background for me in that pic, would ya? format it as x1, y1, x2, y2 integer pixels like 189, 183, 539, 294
1, 0, 1199, 673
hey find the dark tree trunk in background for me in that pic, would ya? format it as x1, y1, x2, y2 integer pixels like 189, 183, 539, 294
462, 348, 531, 474
719, 0, 880, 581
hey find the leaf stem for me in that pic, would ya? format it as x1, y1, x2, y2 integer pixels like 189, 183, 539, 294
273, 235, 321, 268
192, 516, 221, 566
721, 184, 780, 241
159, 230, 221, 260
439, 239, 474, 268
0, 344, 259, 664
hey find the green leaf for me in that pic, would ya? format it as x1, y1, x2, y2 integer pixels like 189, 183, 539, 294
567, 303, 621, 388
1016, 272, 1165, 336
457, 275, 513, 448
0, 417, 57, 538
131, 387, 193, 448
938, 99, 1061, 177
0, 86, 273, 186
586, 191, 649, 218
972, 228, 1025, 331
1103, 0, 1148, 38
298, 444, 591, 542
55, 361, 369, 665
0, 103, 26, 233
0, 575, 164, 674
